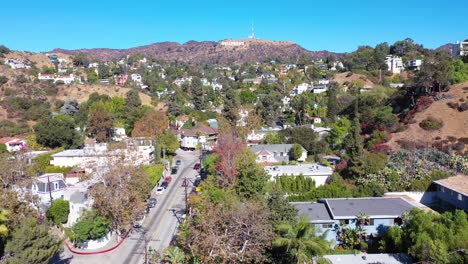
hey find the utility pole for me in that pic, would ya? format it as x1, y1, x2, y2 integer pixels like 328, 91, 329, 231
47, 175, 53, 204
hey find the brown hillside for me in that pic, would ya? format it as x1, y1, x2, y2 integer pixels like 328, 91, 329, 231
388, 82, 468, 153
4, 51, 73, 69
333, 72, 376, 88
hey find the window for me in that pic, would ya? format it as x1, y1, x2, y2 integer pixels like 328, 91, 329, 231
322, 223, 333, 228
441, 186, 445, 192
54, 182, 59, 190
367, 219, 374, 226
344, 220, 350, 225
262, 155, 267, 161
280, 152, 284, 156
458, 194, 463, 201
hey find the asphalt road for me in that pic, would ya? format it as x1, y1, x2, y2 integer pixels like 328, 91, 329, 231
52, 150, 200, 264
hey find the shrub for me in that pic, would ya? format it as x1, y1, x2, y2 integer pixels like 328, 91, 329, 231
458, 102, 468, 112
359, 241, 368, 251
46, 199, 70, 224
419, 117, 443, 131
447, 102, 459, 109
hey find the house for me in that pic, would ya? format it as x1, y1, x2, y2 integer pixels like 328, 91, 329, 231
452, 40, 468, 58
242, 77, 262, 84
178, 125, 218, 151
249, 144, 307, 163
318, 79, 330, 85
175, 116, 191, 129
265, 164, 333, 186
112, 127, 127, 142
312, 85, 328, 94
116, 74, 128, 86
330, 61, 344, 71
323, 253, 412, 264
38, 73, 75, 84
0, 137, 27, 152
4, 59, 31, 69
433, 174, 468, 212
131, 73, 142, 83
246, 127, 282, 145
291, 83, 310, 96
407, 59, 422, 70
385, 56, 404, 74
290, 197, 415, 244
173, 77, 192, 87
65, 169, 86, 185
28, 173, 67, 205
309, 116, 323, 124
64, 189, 93, 227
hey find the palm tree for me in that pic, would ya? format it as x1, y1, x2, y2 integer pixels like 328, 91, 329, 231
273, 217, 330, 264
163, 246, 186, 264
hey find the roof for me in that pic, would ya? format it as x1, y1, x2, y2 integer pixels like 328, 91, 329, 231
33, 174, 66, 193
265, 164, 333, 177
52, 148, 126, 158
290, 202, 333, 223
324, 253, 412, 264
0, 137, 22, 144
70, 191, 88, 204
434, 174, 468, 196
322, 197, 414, 219
180, 125, 218, 137
249, 144, 306, 154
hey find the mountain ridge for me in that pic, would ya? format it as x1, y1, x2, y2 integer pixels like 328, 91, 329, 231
49, 39, 339, 64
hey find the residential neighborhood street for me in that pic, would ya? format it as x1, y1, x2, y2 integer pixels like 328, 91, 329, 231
52, 150, 200, 264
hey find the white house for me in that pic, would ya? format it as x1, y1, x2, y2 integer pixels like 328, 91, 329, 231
4, 59, 31, 69
28, 173, 67, 205
38, 73, 75, 84
63, 188, 93, 227
385, 56, 404, 74
131, 73, 142, 83
246, 127, 283, 145
291, 83, 309, 96
407, 59, 422, 70
265, 164, 333, 187
0, 137, 27, 152
173, 77, 193, 87
318, 79, 330, 85
112, 127, 127, 142
312, 85, 328, 94
452, 40, 468, 58
178, 125, 218, 151
250, 144, 307, 163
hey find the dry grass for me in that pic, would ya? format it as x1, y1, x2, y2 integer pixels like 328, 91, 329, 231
388, 82, 468, 152
333, 72, 376, 88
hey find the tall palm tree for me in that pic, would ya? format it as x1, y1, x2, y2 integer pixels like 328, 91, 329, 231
163, 246, 186, 264
273, 217, 330, 264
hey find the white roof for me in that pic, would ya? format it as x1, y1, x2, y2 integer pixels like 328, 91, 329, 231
324, 253, 412, 264
265, 164, 333, 177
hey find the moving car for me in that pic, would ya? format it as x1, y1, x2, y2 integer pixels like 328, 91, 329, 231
148, 198, 157, 208
156, 186, 165, 194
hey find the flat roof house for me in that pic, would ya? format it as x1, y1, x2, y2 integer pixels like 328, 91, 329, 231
434, 174, 468, 212
265, 164, 332, 187
290, 197, 415, 245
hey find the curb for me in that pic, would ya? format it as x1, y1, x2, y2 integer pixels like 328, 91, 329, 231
65, 230, 130, 255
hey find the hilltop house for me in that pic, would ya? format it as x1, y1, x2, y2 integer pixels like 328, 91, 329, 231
0, 137, 27, 152
385, 56, 404, 74
291, 197, 415, 245
265, 164, 333, 186
249, 144, 307, 163
177, 124, 218, 151
434, 174, 468, 212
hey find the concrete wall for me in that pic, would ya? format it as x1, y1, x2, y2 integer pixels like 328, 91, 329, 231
385, 191, 437, 205
77, 231, 112, 250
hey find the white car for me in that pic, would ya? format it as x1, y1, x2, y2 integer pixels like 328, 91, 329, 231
156, 187, 165, 195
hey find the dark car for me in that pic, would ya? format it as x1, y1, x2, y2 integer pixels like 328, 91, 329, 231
161, 181, 169, 189
193, 163, 201, 170
193, 178, 201, 187
171, 167, 178, 175
148, 198, 157, 208
199, 168, 208, 180
175, 160, 182, 166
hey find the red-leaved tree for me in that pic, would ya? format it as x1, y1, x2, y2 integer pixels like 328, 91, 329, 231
212, 133, 245, 187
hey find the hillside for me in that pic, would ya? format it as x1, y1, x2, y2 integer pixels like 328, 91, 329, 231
50, 39, 338, 64
333, 72, 377, 88
388, 82, 468, 153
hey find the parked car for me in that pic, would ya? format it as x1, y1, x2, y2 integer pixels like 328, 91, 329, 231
175, 160, 182, 166
161, 181, 169, 189
156, 187, 165, 194
144, 207, 150, 214
171, 167, 178, 174
148, 198, 157, 208
133, 215, 145, 228
194, 178, 201, 187
193, 163, 201, 170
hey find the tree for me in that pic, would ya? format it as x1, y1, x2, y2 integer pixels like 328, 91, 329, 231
0, 209, 8, 238
46, 199, 69, 225
60, 99, 80, 115
291, 144, 303, 161
212, 133, 245, 187
267, 186, 298, 227
72, 53, 90, 67
191, 77, 204, 110
239, 90, 257, 105
131, 110, 168, 138
159, 130, 179, 154
91, 163, 150, 231
326, 117, 351, 151
344, 101, 364, 177
87, 104, 114, 142
291, 93, 311, 126
98, 64, 111, 79
326, 83, 339, 123
235, 149, 269, 199
5, 218, 61, 264
264, 132, 281, 144
163, 246, 186, 264
273, 217, 330, 264
72, 210, 111, 244
86, 71, 98, 84
34, 115, 82, 149
125, 89, 142, 113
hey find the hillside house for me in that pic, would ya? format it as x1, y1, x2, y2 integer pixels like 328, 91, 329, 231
116, 74, 128, 86
178, 125, 218, 151
407, 59, 422, 70
173, 77, 192, 87
27, 173, 67, 205
452, 40, 468, 58
0, 137, 27, 152
38, 73, 75, 84
312, 85, 328, 94
385, 56, 404, 74
4, 59, 31, 69
291, 197, 415, 245
265, 164, 333, 186
246, 127, 283, 145
434, 175, 468, 212
64, 189, 93, 227
250, 144, 307, 163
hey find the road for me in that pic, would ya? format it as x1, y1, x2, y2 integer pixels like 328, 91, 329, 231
52, 150, 200, 264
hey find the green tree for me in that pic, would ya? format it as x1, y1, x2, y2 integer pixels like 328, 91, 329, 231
264, 132, 281, 144
72, 210, 111, 243
0, 143, 7, 154
87, 104, 114, 142
344, 102, 364, 177
326, 83, 339, 123
159, 130, 179, 154
291, 144, 303, 161
239, 90, 257, 105
98, 64, 111, 79
125, 89, 142, 113
191, 77, 204, 110
72, 53, 90, 67
163, 246, 186, 264
34, 115, 82, 149
267, 186, 298, 226
5, 218, 61, 264
273, 217, 330, 264
235, 149, 269, 199
86, 71, 98, 84
326, 117, 351, 151
46, 199, 70, 225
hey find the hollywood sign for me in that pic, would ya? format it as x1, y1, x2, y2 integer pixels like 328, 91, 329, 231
220, 41, 245, 46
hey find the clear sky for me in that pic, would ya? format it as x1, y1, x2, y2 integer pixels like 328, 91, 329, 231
1, 0, 467, 53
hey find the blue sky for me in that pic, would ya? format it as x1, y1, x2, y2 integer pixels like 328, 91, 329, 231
1, 0, 467, 53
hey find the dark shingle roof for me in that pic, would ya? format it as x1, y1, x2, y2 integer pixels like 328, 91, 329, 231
290, 202, 333, 223
322, 197, 414, 219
